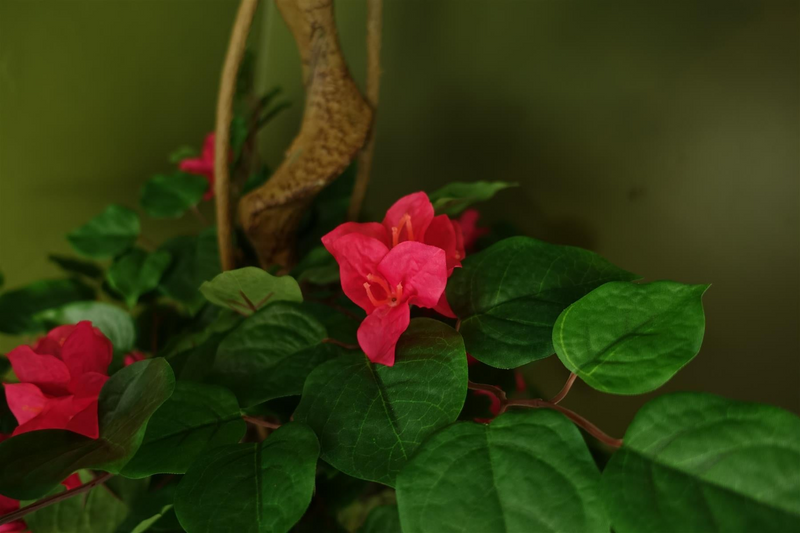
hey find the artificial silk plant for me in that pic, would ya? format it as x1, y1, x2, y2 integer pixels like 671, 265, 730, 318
0, 1, 798, 532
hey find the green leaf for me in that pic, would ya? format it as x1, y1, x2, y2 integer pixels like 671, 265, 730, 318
108, 248, 172, 307
428, 180, 517, 216
0, 359, 175, 499
25, 471, 128, 533
129, 505, 174, 533
360, 505, 402, 533
447, 236, 639, 368
291, 246, 340, 286
213, 301, 337, 407
36, 301, 136, 353
158, 228, 220, 313
168, 145, 198, 163
396, 409, 608, 533
554, 281, 709, 394
0, 278, 95, 335
302, 300, 361, 345
200, 266, 302, 315
174, 423, 319, 533
294, 318, 468, 486
603, 392, 800, 533
140, 172, 209, 219
121, 381, 246, 478
67, 205, 141, 259
49, 254, 104, 280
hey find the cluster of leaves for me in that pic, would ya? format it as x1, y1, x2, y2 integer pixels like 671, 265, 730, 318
1, 170, 798, 533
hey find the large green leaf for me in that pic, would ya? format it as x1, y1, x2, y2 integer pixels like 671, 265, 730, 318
603, 393, 800, 533
174, 423, 319, 533
0, 359, 175, 499
140, 172, 209, 218
447, 236, 638, 368
108, 248, 172, 308
213, 302, 337, 407
396, 409, 608, 533
24, 471, 128, 533
554, 281, 709, 394
158, 228, 220, 313
37, 301, 136, 353
49, 254, 104, 280
200, 266, 302, 315
67, 205, 141, 259
0, 278, 96, 335
121, 382, 246, 478
428, 180, 517, 216
294, 318, 468, 486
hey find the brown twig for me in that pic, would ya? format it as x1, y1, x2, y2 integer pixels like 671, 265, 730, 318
242, 415, 282, 429
549, 372, 577, 405
468, 380, 507, 403
348, 0, 383, 221
215, 0, 259, 272
0, 472, 113, 526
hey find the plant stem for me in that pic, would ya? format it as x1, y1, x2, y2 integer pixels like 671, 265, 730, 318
549, 372, 577, 404
348, 0, 383, 221
0, 472, 113, 526
321, 338, 360, 350
242, 415, 282, 429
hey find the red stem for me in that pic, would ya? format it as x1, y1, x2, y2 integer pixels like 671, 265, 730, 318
549, 372, 577, 404
0, 472, 113, 526
242, 415, 281, 429
506, 399, 623, 449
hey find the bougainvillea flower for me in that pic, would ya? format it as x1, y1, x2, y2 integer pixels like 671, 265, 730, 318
457, 209, 489, 252
4, 322, 112, 439
323, 192, 464, 318
179, 133, 216, 201
323, 232, 447, 366
123, 351, 146, 367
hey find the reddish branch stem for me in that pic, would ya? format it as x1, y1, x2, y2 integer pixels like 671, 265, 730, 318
549, 372, 577, 405
0, 472, 113, 526
242, 415, 282, 430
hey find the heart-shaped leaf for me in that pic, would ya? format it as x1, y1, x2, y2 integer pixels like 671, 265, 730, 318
213, 302, 338, 407
67, 205, 140, 259
553, 281, 709, 394
121, 382, 246, 478
447, 236, 638, 368
396, 409, 609, 533
0, 359, 175, 499
140, 172, 209, 218
107, 248, 172, 308
428, 180, 517, 216
602, 392, 800, 533
0, 278, 95, 335
48, 255, 104, 280
36, 301, 136, 353
200, 266, 302, 315
174, 423, 319, 533
294, 318, 468, 486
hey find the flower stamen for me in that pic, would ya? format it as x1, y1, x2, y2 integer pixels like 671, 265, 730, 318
364, 275, 403, 308
391, 213, 415, 247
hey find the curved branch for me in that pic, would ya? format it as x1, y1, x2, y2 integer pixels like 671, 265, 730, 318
0, 472, 113, 526
239, 0, 372, 268
215, 0, 260, 272
348, 0, 383, 221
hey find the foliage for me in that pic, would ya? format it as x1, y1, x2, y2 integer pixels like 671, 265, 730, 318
0, 75, 795, 533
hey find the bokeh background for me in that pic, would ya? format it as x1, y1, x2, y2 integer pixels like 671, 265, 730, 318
1, 0, 797, 434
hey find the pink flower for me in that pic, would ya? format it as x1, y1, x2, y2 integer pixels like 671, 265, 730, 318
457, 209, 489, 253
179, 133, 215, 201
3, 322, 112, 439
322, 230, 447, 366
123, 351, 146, 367
323, 192, 465, 318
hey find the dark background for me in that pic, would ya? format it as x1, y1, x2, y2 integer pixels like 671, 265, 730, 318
1, 0, 797, 434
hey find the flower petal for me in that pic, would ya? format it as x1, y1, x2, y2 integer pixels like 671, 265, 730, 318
321, 222, 389, 254
433, 291, 457, 319
178, 158, 213, 177
425, 214, 462, 274
68, 371, 108, 400
4, 383, 48, 426
382, 192, 434, 244
326, 233, 390, 313
357, 302, 411, 367
60, 321, 113, 378
11, 395, 77, 437
201, 133, 216, 162
61, 473, 83, 490
458, 208, 488, 252
378, 241, 447, 309
34, 324, 76, 357
6, 346, 70, 395
0, 492, 20, 517
65, 401, 101, 439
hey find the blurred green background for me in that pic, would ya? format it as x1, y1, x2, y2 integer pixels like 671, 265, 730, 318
1, 0, 797, 433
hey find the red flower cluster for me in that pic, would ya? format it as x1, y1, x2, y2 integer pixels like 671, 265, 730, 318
4, 321, 112, 439
324, 192, 475, 366
179, 133, 216, 201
